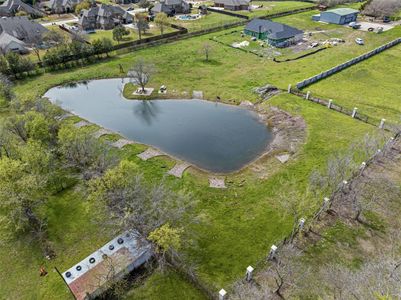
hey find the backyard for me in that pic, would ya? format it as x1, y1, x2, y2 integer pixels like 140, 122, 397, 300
1, 4, 401, 299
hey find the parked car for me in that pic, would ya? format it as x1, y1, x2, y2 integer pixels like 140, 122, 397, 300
355, 38, 364, 45
383, 16, 391, 23
348, 22, 361, 29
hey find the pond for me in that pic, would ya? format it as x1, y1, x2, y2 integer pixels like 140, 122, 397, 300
44, 79, 273, 173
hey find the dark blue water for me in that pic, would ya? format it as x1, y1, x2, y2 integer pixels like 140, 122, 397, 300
44, 79, 273, 173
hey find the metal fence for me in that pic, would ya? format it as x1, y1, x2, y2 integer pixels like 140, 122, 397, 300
296, 38, 401, 89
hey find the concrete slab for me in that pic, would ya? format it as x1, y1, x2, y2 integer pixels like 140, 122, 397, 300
276, 154, 290, 164
357, 21, 394, 32
132, 87, 154, 96
137, 148, 163, 161
209, 177, 226, 189
74, 120, 90, 128
192, 90, 203, 99
111, 139, 135, 149
93, 128, 113, 139
167, 163, 191, 178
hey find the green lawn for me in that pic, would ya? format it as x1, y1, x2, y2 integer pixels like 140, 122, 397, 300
171, 12, 241, 32
87, 25, 176, 45
2, 9, 398, 299
238, 0, 315, 18
307, 44, 401, 124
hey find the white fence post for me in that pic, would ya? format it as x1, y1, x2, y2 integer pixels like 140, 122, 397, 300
288, 84, 292, 93
379, 118, 386, 129
246, 266, 254, 282
219, 289, 227, 300
327, 99, 333, 109
305, 91, 311, 100
352, 107, 358, 118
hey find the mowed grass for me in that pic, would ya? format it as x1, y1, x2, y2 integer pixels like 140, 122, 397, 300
87, 25, 176, 46
238, 0, 314, 18
3, 11, 394, 298
307, 44, 401, 124
171, 12, 241, 32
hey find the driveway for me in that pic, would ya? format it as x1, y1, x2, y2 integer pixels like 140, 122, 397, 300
40, 17, 79, 27
357, 21, 395, 32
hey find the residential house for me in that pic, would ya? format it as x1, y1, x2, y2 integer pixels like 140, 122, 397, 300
61, 231, 152, 300
0, 16, 48, 54
78, 4, 133, 31
213, 0, 250, 11
48, 0, 82, 14
151, 0, 190, 16
244, 18, 304, 48
312, 8, 359, 25
0, 0, 44, 17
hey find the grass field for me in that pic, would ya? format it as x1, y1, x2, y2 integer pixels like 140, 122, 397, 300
2, 7, 399, 299
238, 0, 314, 18
171, 12, 241, 32
307, 44, 401, 124
87, 25, 177, 45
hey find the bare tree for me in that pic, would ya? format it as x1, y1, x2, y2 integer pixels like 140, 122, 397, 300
127, 59, 155, 93
230, 280, 273, 300
200, 42, 213, 62
363, 0, 401, 18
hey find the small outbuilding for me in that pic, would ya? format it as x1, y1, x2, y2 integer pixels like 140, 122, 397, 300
244, 18, 304, 48
61, 231, 152, 300
213, 0, 250, 11
312, 8, 359, 25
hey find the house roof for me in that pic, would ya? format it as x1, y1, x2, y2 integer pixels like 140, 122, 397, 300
245, 19, 303, 40
62, 231, 152, 300
0, 31, 27, 51
215, 0, 250, 6
325, 8, 359, 16
0, 16, 48, 43
0, 0, 44, 16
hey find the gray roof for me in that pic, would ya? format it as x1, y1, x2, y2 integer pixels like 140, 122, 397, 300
0, 16, 48, 43
214, 0, 249, 6
245, 18, 303, 40
325, 8, 359, 16
0, 0, 44, 16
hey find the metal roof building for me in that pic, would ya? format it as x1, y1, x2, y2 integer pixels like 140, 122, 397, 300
61, 231, 152, 300
312, 8, 359, 25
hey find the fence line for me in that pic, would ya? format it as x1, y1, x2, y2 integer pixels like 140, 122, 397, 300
289, 89, 400, 133
296, 38, 401, 89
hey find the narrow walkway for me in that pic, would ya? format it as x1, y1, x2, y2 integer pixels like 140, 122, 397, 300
93, 128, 113, 139
168, 163, 191, 178
209, 177, 226, 189
74, 120, 90, 128
137, 148, 163, 161
111, 139, 134, 149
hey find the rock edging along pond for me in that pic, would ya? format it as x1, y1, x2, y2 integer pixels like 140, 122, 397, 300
44, 78, 276, 173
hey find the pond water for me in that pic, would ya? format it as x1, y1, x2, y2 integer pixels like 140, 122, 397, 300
44, 79, 273, 173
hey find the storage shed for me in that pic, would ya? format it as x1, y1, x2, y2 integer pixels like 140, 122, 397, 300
61, 231, 152, 300
313, 8, 359, 25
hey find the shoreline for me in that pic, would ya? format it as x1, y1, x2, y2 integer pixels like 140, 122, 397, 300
44, 79, 306, 177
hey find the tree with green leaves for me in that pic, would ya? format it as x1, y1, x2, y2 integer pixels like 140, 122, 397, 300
88, 160, 194, 268
135, 13, 149, 40
92, 38, 113, 58
0, 142, 54, 256
5, 52, 35, 78
112, 25, 129, 44
75, 0, 91, 14
58, 123, 117, 178
155, 12, 169, 35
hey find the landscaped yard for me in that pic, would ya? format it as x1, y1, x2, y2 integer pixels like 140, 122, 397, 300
2, 5, 401, 299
